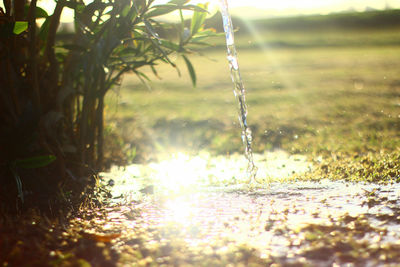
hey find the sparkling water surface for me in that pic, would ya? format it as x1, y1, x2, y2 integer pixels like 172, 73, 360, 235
100, 151, 400, 264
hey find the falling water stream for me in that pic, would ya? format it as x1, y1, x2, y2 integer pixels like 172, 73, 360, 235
219, 0, 258, 182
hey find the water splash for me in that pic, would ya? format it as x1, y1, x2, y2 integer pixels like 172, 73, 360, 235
218, 0, 258, 183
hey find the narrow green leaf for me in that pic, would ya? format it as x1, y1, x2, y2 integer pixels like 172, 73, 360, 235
134, 71, 153, 91
38, 17, 50, 40
146, 5, 176, 18
150, 65, 160, 78
146, 4, 207, 18
182, 5, 208, 13
143, 19, 160, 40
169, 0, 189, 5
190, 3, 208, 36
13, 21, 28, 35
189, 41, 212, 46
16, 155, 57, 169
61, 44, 87, 52
118, 47, 139, 56
10, 166, 24, 203
160, 40, 181, 52
190, 35, 210, 42
143, 19, 176, 67
182, 54, 196, 87
135, 71, 150, 81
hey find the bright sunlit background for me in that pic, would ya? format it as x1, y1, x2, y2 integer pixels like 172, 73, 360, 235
154, 0, 400, 19
5, 0, 398, 22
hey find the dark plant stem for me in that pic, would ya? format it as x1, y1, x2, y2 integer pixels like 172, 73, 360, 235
46, 1, 64, 94
13, 0, 25, 20
4, 58, 20, 119
79, 77, 91, 169
96, 70, 106, 170
96, 97, 104, 170
87, 78, 97, 167
3, 0, 11, 15
27, 0, 40, 109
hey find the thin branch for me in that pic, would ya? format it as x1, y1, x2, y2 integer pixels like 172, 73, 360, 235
96, 70, 106, 169
45, 0, 64, 86
27, 0, 41, 109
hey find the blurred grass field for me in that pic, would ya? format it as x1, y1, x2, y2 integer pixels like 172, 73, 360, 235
104, 11, 400, 181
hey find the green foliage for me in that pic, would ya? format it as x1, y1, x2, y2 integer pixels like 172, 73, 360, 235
146, 2, 207, 18
23, 5, 49, 18
12, 21, 28, 34
182, 55, 196, 87
190, 3, 208, 35
15, 155, 56, 169
0, 0, 214, 209
9, 155, 56, 203
9, 166, 24, 203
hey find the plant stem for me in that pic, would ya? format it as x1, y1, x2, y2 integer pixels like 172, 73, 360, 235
27, 0, 40, 109
46, 1, 64, 92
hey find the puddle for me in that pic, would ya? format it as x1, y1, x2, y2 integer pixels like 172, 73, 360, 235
103, 150, 312, 201
99, 151, 400, 265
128, 181, 400, 251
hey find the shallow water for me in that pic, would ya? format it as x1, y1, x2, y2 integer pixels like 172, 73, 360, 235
100, 152, 400, 265
132, 181, 400, 251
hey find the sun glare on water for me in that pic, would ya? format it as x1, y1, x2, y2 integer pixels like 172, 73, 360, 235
148, 152, 263, 193
143, 151, 313, 194
150, 153, 208, 191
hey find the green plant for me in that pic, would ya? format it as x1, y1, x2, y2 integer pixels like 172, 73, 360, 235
0, 0, 215, 209
10, 155, 57, 203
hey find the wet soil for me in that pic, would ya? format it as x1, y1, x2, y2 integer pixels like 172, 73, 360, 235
88, 152, 400, 266
2, 152, 399, 266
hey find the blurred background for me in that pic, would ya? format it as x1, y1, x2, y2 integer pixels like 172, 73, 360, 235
99, 0, 400, 164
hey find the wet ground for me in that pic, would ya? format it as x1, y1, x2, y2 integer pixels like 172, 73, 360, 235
94, 151, 400, 266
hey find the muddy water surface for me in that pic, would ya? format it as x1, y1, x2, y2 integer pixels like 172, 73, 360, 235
99, 152, 400, 266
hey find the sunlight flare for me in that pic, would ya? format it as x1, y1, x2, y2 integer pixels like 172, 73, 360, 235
144, 151, 312, 193
150, 153, 208, 191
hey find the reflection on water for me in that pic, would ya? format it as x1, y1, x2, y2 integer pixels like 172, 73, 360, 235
100, 151, 400, 263
103, 150, 312, 199
150, 153, 208, 191
134, 181, 400, 255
